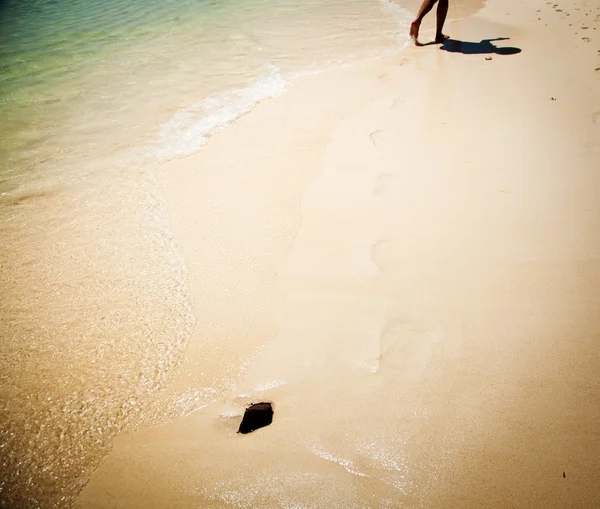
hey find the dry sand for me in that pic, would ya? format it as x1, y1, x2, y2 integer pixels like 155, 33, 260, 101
79, 0, 600, 507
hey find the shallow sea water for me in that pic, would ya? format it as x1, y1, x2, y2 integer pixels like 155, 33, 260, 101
0, 0, 414, 506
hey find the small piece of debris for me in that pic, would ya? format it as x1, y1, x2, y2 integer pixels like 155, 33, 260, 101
485, 56, 493, 60
551, 97, 557, 101
563, 471, 566, 478
238, 402, 274, 434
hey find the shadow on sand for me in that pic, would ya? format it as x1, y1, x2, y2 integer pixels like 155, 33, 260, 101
417, 37, 522, 55
440, 37, 522, 55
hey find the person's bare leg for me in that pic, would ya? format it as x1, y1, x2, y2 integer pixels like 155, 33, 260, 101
435, 0, 449, 43
410, 0, 438, 43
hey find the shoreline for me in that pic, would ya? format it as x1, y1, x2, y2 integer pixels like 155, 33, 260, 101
80, 0, 600, 506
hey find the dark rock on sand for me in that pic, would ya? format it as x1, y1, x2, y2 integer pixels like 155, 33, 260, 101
238, 402, 273, 434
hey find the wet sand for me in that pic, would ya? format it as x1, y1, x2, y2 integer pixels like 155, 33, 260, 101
79, 0, 600, 506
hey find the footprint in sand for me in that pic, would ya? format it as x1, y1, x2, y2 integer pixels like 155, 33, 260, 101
371, 239, 399, 276
373, 173, 395, 195
371, 239, 421, 278
369, 129, 393, 148
391, 97, 405, 108
377, 319, 442, 381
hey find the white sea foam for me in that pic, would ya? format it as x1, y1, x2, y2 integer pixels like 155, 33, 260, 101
378, 0, 413, 48
220, 407, 242, 418
311, 444, 370, 478
155, 65, 286, 161
379, 0, 411, 19
254, 379, 287, 392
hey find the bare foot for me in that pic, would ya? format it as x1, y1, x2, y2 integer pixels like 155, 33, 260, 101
410, 21, 420, 42
435, 33, 450, 44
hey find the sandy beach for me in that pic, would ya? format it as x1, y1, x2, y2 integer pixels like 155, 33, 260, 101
79, 0, 600, 506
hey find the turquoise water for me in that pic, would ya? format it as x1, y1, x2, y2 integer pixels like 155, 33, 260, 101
0, 0, 412, 507
0, 0, 409, 191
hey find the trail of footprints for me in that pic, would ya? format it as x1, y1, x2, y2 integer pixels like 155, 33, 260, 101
538, 1, 600, 72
